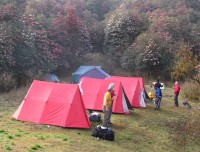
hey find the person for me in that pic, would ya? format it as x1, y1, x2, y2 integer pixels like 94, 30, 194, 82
154, 87, 162, 110
148, 91, 154, 100
154, 79, 163, 96
154, 79, 163, 89
109, 87, 116, 124
173, 81, 180, 107
102, 83, 115, 127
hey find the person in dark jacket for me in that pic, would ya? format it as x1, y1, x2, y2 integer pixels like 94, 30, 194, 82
155, 87, 162, 110
154, 79, 162, 89
173, 81, 180, 107
154, 79, 163, 97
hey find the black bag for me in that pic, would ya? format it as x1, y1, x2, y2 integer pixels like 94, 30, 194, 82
92, 126, 114, 141
89, 113, 101, 122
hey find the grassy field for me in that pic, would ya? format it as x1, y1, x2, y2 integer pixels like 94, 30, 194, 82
0, 84, 199, 152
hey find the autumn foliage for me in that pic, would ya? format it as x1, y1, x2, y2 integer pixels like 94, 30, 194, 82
0, 0, 200, 91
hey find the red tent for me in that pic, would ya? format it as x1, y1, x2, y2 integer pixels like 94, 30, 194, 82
107, 76, 146, 108
79, 78, 132, 114
13, 80, 90, 129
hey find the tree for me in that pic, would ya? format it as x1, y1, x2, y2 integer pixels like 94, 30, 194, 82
0, 3, 62, 86
86, 0, 111, 20
0, 4, 16, 72
148, 9, 182, 42
120, 45, 137, 71
184, 0, 200, 12
64, 0, 87, 18
132, 0, 159, 13
0, 30, 15, 72
171, 42, 200, 85
12, 14, 61, 85
53, 7, 92, 60
121, 29, 177, 79
104, 5, 142, 63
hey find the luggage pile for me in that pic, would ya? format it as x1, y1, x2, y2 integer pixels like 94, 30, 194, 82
92, 125, 115, 141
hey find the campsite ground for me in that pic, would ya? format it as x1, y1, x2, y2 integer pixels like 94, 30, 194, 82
0, 83, 200, 152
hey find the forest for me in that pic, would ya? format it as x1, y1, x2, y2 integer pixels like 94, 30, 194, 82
0, 0, 199, 93
0, 1, 200, 151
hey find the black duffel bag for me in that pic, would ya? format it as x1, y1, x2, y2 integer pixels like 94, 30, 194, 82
92, 125, 114, 141
88, 112, 101, 122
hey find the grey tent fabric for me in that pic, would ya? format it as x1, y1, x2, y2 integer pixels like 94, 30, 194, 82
72, 66, 110, 83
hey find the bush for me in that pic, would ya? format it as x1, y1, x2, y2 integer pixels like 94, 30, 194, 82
0, 72, 16, 92
181, 82, 200, 102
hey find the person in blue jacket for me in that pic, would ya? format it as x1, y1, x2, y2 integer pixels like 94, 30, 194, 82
155, 87, 162, 110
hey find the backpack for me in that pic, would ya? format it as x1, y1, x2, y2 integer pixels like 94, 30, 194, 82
92, 125, 114, 141
88, 112, 101, 122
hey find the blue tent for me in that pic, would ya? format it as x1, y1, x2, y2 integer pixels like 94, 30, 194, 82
44, 74, 60, 82
72, 66, 111, 83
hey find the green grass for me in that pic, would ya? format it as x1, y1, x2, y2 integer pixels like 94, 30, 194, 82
4, 146, 12, 151
0, 85, 199, 152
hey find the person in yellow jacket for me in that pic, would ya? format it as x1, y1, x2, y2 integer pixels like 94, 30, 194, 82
102, 83, 115, 127
148, 91, 154, 100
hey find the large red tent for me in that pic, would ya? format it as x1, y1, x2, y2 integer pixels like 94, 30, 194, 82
107, 76, 146, 108
79, 77, 132, 114
13, 80, 90, 129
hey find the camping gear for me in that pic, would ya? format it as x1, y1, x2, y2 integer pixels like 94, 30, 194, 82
72, 66, 110, 83
183, 100, 192, 108
88, 112, 101, 122
44, 73, 60, 82
92, 125, 114, 141
79, 77, 132, 114
13, 80, 90, 128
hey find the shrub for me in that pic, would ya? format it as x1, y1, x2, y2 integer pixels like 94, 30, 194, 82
0, 72, 16, 92
4, 146, 12, 151
181, 82, 200, 102
31, 144, 43, 150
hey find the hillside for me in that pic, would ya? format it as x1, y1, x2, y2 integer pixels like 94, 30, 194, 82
0, 0, 199, 90
0, 84, 199, 152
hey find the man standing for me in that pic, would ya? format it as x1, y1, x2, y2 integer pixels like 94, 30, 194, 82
102, 83, 115, 127
173, 81, 180, 107
154, 79, 163, 90
154, 79, 163, 96
154, 79, 162, 89
155, 87, 162, 110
